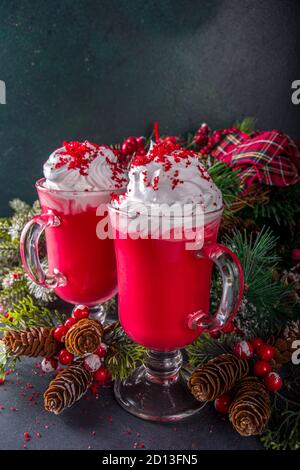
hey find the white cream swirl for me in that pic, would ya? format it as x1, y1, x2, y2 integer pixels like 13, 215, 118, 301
43, 141, 128, 191
114, 142, 222, 214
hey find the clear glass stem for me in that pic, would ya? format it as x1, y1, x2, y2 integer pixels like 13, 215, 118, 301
144, 349, 182, 384
114, 348, 202, 422
88, 304, 106, 324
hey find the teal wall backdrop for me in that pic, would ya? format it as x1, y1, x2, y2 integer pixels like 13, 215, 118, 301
0, 0, 299, 214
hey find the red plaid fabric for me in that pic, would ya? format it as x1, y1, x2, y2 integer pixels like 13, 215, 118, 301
211, 130, 300, 190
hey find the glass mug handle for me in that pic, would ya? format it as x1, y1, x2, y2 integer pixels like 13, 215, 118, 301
20, 211, 67, 288
188, 243, 244, 333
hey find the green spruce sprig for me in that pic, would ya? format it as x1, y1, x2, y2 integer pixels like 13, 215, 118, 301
186, 333, 233, 368
261, 365, 300, 450
103, 322, 145, 381
0, 295, 65, 331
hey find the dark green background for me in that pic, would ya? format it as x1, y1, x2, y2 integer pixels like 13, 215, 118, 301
0, 0, 299, 214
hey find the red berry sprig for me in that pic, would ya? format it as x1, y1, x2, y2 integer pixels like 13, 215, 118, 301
193, 124, 238, 155
264, 372, 283, 392
250, 338, 283, 391
93, 366, 111, 385
230, 336, 284, 392
121, 136, 146, 157
72, 305, 89, 320
256, 344, 275, 362
53, 325, 68, 343
253, 360, 272, 377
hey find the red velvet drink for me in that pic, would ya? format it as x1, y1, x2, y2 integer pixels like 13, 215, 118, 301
115, 216, 221, 351
110, 140, 244, 421
36, 183, 118, 306
21, 141, 127, 321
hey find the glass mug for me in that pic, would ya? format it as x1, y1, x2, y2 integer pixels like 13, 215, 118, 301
20, 178, 122, 322
109, 205, 244, 421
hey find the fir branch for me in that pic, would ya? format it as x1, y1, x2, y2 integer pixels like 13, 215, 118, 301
208, 161, 241, 208
0, 218, 12, 241
222, 227, 298, 336
225, 227, 281, 306
0, 295, 65, 331
252, 184, 300, 228
0, 239, 20, 266
103, 322, 145, 381
0, 340, 19, 376
186, 334, 232, 368
9, 198, 31, 214
0, 277, 29, 312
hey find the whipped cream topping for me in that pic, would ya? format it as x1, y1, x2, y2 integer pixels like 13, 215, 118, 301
43, 141, 128, 191
113, 141, 222, 214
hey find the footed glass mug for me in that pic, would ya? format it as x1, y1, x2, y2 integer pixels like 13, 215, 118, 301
20, 178, 121, 322
108, 205, 244, 421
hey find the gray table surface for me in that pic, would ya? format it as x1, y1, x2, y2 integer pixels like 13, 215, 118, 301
0, 358, 262, 450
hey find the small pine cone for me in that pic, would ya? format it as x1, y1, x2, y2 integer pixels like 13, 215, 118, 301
3, 327, 59, 357
65, 319, 103, 356
44, 361, 92, 414
229, 376, 271, 436
188, 353, 249, 401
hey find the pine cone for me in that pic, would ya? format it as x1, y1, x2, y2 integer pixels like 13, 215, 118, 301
44, 361, 92, 414
188, 353, 249, 401
229, 376, 271, 436
3, 327, 59, 357
270, 320, 300, 368
65, 318, 103, 356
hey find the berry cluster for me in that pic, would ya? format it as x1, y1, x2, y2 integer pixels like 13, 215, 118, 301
121, 136, 146, 159
232, 338, 282, 392
213, 337, 282, 415
193, 124, 238, 155
120, 134, 180, 163
41, 305, 111, 389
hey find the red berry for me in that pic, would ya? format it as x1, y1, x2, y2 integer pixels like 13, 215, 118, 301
64, 317, 77, 330
222, 321, 235, 334
251, 337, 264, 351
24, 432, 31, 442
58, 349, 74, 365
264, 372, 283, 392
197, 123, 210, 135
136, 148, 146, 156
53, 325, 68, 343
194, 134, 208, 146
136, 136, 145, 149
121, 137, 138, 155
95, 344, 107, 358
72, 305, 89, 320
256, 344, 275, 361
214, 393, 232, 414
41, 357, 58, 373
253, 360, 272, 377
163, 136, 178, 145
232, 340, 254, 359
209, 330, 221, 339
93, 367, 111, 385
